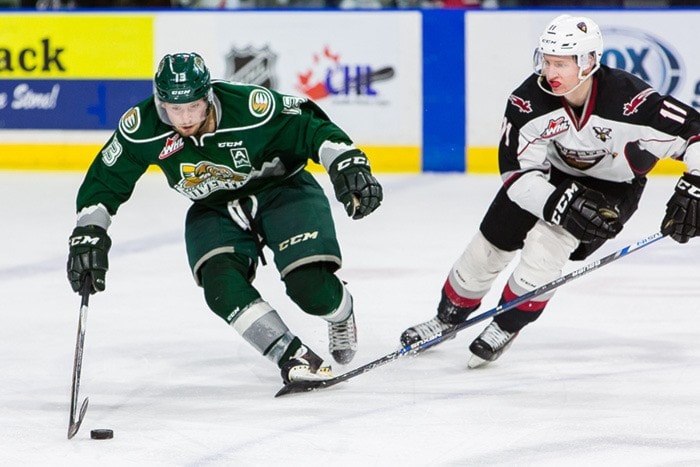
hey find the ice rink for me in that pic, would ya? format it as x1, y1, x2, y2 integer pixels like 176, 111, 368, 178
2, 170, 699, 465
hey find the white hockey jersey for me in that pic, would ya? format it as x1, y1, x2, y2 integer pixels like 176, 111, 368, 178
499, 65, 700, 219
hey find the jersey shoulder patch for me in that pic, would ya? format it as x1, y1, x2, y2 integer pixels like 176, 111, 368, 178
248, 88, 274, 118
119, 107, 141, 134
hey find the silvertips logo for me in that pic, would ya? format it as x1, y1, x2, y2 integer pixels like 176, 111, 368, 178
601, 27, 682, 96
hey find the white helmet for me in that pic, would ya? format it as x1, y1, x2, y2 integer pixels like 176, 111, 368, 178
535, 15, 603, 72
534, 15, 603, 95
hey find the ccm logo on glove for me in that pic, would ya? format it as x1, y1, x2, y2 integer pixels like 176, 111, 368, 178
69, 235, 103, 246
676, 178, 700, 199
336, 155, 369, 171
550, 182, 580, 224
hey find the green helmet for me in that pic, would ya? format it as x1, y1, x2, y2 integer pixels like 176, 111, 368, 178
154, 52, 212, 104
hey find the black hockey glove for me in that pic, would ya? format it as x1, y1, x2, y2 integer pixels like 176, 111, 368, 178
543, 180, 622, 243
67, 225, 111, 294
661, 172, 700, 243
329, 150, 383, 219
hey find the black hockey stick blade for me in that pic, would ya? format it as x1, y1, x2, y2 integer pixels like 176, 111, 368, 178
275, 347, 410, 397
275, 232, 666, 398
275, 380, 332, 397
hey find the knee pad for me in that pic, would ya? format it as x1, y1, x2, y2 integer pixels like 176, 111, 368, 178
283, 263, 350, 319
449, 231, 517, 299
200, 253, 260, 323
509, 220, 579, 300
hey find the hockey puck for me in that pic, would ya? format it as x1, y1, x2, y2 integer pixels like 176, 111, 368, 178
90, 429, 113, 440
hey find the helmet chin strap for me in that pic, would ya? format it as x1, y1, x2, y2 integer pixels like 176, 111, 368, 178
537, 62, 599, 98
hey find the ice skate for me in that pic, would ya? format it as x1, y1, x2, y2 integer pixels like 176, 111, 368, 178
468, 321, 518, 368
400, 316, 455, 347
328, 311, 357, 364
280, 345, 333, 384
400, 289, 478, 347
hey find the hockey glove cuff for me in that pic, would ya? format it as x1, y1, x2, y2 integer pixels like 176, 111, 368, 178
67, 225, 112, 294
543, 180, 622, 243
661, 172, 700, 243
329, 149, 383, 219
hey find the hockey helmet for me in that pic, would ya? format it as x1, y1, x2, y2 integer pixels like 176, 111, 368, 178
154, 52, 212, 104
534, 15, 603, 75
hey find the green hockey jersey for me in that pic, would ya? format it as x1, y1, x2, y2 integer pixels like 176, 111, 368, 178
77, 81, 357, 215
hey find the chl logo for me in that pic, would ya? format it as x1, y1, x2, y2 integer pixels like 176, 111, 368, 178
279, 231, 318, 251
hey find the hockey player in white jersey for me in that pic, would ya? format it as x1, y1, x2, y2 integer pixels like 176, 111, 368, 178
401, 14, 700, 368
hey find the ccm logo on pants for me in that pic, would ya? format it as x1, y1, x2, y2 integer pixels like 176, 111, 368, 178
279, 231, 318, 251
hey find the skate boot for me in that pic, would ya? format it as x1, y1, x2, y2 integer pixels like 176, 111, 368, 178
400, 316, 453, 347
400, 289, 479, 347
280, 345, 333, 384
468, 321, 518, 369
328, 312, 357, 365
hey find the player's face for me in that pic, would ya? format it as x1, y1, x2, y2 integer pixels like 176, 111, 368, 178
541, 55, 581, 96
162, 99, 209, 136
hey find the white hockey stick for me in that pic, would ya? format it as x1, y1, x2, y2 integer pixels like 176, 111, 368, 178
67, 277, 91, 439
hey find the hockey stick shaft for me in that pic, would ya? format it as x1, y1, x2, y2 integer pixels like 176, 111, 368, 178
418, 231, 666, 347
67, 276, 92, 439
275, 232, 666, 397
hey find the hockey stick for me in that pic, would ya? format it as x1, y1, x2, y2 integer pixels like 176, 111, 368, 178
275, 231, 666, 397
67, 276, 92, 439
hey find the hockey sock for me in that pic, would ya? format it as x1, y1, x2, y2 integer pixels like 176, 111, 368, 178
493, 284, 547, 333
200, 253, 261, 323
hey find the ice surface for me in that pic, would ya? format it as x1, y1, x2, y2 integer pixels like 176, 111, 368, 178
1, 171, 698, 465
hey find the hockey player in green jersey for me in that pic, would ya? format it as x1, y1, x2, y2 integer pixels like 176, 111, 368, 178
66, 52, 383, 385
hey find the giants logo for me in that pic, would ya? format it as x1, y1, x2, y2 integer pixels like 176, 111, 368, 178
623, 88, 655, 116
508, 94, 532, 113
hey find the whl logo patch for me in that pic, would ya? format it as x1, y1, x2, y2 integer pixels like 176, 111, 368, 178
159, 134, 184, 160
540, 117, 569, 138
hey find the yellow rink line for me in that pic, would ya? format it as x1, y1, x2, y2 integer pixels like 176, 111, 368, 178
0, 144, 422, 173
467, 147, 686, 176
0, 143, 686, 175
